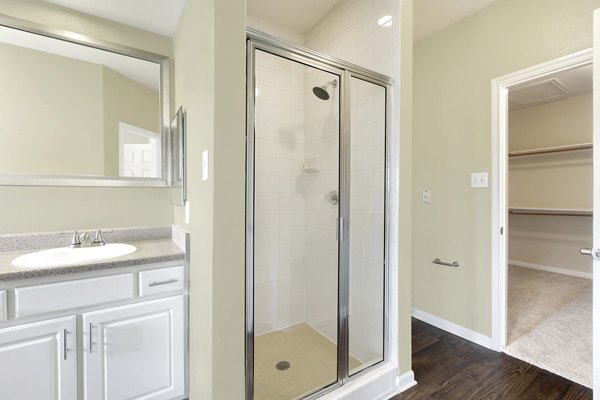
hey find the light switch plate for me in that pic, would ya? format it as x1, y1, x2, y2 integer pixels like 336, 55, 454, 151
471, 172, 488, 188
202, 150, 209, 181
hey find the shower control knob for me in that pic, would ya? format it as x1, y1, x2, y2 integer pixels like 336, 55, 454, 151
324, 190, 338, 205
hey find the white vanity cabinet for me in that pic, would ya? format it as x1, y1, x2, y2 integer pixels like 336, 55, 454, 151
0, 316, 77, 400
0, 262, 187, 400
83, 295, 185, 400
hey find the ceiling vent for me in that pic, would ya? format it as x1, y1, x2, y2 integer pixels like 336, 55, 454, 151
509, 78, 569, 107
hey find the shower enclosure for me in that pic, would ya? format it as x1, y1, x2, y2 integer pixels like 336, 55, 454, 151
246, 30, 392, 400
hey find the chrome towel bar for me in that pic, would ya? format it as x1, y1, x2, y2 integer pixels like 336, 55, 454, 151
433, 258, 459, 268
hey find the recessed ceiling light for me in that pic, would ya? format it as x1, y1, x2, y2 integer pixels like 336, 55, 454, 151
378, 15, 393, 27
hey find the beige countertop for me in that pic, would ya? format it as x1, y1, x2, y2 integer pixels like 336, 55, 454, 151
0, 239, 186, 281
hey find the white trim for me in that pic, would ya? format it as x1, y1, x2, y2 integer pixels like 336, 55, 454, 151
412, 308, 492, 349
318, 363, 403, 400
490, 48, 593, 352
509, 259, 593, 279
396, 370, 417, 393
594, 11, 600, 399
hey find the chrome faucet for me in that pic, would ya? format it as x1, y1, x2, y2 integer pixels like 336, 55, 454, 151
93, 230, 105, 246
68, 230, 81, 248
65, 229, 106, 248
78, 232, 93, 247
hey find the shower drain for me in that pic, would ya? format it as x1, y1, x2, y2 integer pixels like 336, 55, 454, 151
275, 361, 291, 371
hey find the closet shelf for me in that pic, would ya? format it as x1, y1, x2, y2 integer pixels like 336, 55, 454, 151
508, 143, 593, 158
508, 207, 592, 217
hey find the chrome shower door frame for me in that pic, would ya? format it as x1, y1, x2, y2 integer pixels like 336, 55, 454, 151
246, 29, 394, 400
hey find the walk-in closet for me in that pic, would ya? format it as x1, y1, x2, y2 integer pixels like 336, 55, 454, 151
505, 64, 593, 387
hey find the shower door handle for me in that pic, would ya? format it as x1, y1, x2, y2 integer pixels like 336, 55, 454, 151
337, 217, 344, 242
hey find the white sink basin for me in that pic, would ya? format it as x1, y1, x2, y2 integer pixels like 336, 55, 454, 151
11, 243, 137, 268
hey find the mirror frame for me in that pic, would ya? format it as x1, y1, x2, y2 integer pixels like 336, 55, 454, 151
170, 106, 186, 206
0, 13, 171, 187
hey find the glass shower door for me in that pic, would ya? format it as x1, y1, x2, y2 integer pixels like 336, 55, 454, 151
251, 48, 341, 400
347, 76, 387, 375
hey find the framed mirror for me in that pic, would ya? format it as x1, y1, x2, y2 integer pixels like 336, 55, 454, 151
0, 14, 171, 187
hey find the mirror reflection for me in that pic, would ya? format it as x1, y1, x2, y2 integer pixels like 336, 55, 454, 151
0, 24, 162, 179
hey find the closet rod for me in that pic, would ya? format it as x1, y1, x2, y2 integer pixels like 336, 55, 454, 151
508, 143, 593, 157
509, 208, 592, 217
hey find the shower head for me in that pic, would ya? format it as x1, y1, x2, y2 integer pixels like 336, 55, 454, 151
312, 79, 338, 100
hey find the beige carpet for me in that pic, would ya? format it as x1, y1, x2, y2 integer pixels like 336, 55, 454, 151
254, 323, 361, 400
505, 265, 592, 387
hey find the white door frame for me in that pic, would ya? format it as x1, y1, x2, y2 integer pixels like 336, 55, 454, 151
490, 48, 593, 351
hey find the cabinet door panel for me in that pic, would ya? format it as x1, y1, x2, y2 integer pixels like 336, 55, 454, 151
0, 316, 76, 400
83, 296, 185, 400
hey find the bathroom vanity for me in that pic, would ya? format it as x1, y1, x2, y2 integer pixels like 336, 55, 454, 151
0, 226, 188, 400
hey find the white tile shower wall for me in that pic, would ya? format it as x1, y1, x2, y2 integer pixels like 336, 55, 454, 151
303, 0, 401, 364
302, 68, 341, 343
304, 0, 400, 78
254, 49, 307, 335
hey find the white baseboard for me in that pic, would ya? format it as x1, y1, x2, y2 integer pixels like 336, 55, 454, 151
412, 308, 492, 349
509, 259, 592, 279
396, 370, 417, 393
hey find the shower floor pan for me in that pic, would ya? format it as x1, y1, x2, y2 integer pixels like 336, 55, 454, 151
254, 323, 361, 400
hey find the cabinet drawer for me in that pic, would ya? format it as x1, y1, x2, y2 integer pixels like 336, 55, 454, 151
15, 274, 134, 318
0, 290, 6, 322
139, 266, 184, 297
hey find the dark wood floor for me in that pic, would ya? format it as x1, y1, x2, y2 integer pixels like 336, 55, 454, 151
391, 318, 592, 400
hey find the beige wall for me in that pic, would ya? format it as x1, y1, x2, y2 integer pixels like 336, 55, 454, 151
103, 67, 160, 176
509, 93, 592, 150
508, 93, 592, 275
0, 0, 173, 235
0, 42, 105, 176
508, 215, 592, 274
172, 0, 246, 398
412, 0, 600, 336
509, 94, 592, 209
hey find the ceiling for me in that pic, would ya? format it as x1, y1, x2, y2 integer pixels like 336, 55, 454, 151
509, 64, 593, 110
43, 0, 500, 43
414, 0, 498, 43
44, 0, 185, 37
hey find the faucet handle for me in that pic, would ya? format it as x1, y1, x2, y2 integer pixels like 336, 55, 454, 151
93, 230, 105, 246
60, 230, 81, 248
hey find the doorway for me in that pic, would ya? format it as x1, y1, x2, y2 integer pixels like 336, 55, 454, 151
245, 31, 392, 400
118, 122, 161, 178
491, 49, 593, 387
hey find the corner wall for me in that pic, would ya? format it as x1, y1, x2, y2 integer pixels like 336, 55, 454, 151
172, 0, 247, 398
398, 0, 413, 375
412, 0, 600, 336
